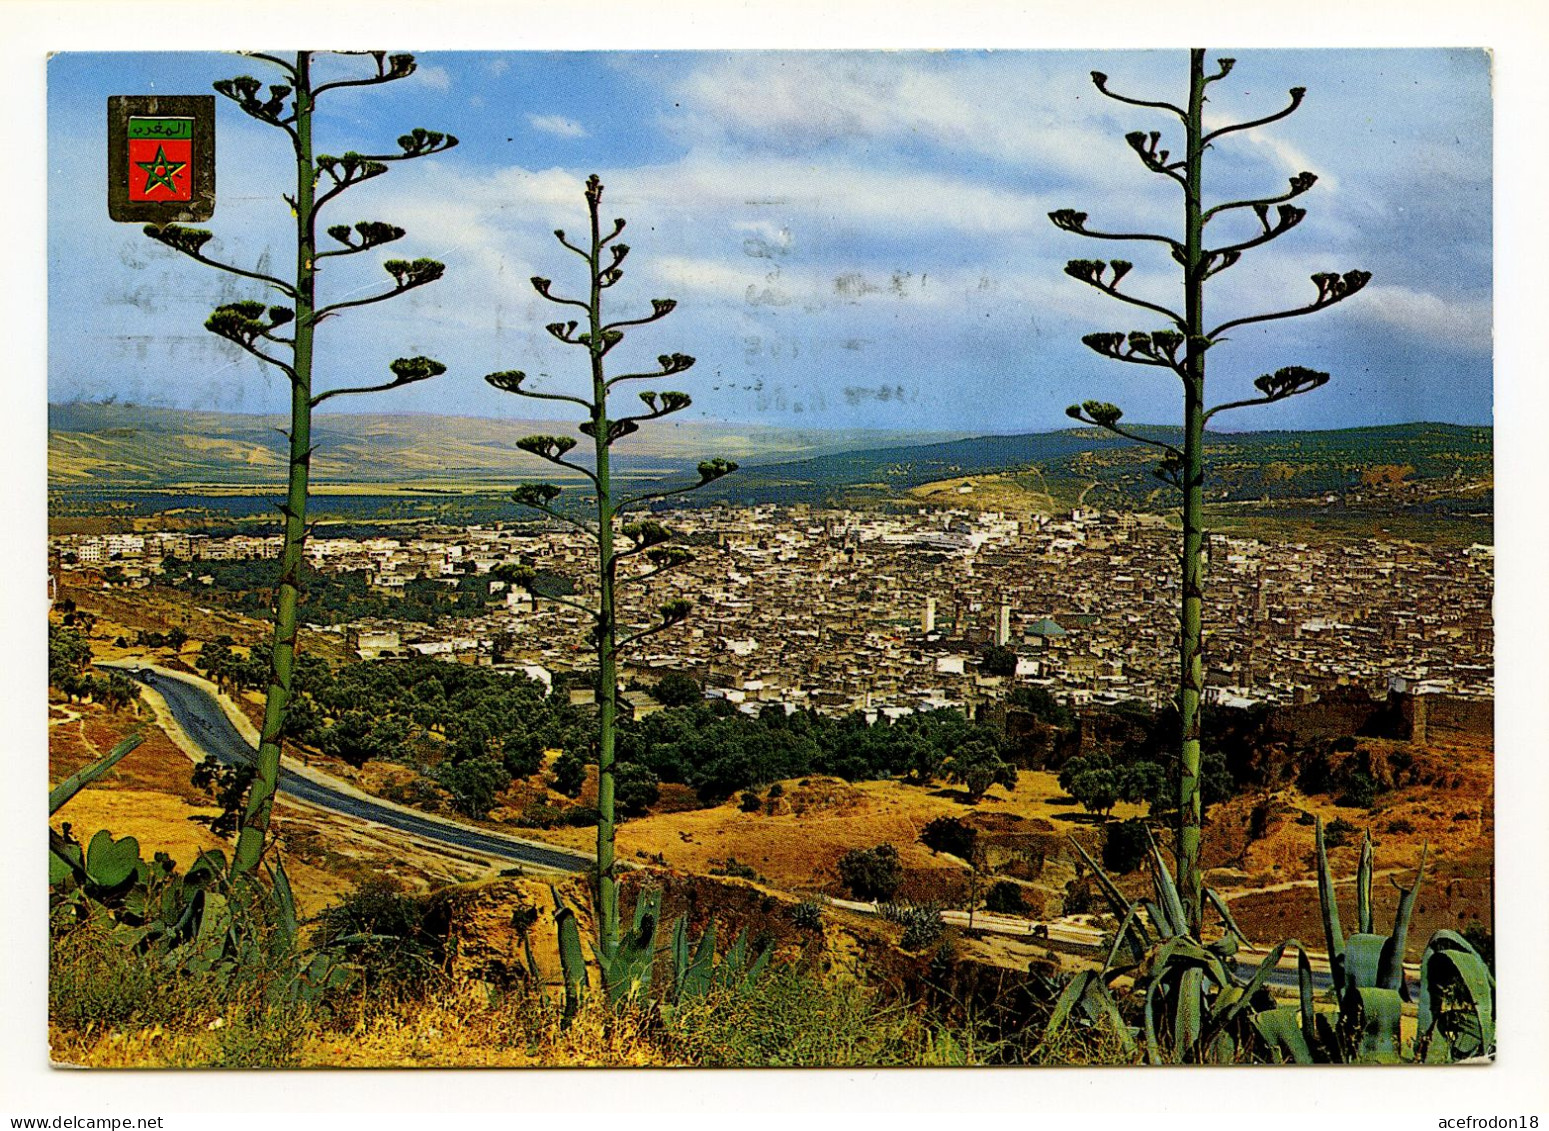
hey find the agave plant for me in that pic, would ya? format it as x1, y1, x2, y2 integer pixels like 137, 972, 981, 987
1047, 827, 1283, 1063
1045, 819, 1495, 1065
547, 885, 772, 1026
1248, 817, 1495, 1064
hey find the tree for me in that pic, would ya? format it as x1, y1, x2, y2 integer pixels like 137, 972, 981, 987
612, 761, 660, 819
1050, 50, 1369, 934
48, 624, 92, 692
652, 671, 703, 708
551, 750, 586, 798
1008, 685, 1074, 729
943, 736, 1018, 802
436, 756, 508, 819
837, 844, 903, 902
979, 644, 1017, 678
144, 53, 455, 877
101, 672, 140, 715
483, 174, 736, 968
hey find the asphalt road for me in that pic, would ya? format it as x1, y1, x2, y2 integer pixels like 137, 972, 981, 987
125, 666, 592, 874
120, 666, 1385, 994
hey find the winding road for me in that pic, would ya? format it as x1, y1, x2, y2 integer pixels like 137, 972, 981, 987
117, 664, 593, 874
109, 664, 1369, 992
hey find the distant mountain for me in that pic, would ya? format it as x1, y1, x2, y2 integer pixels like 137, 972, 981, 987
695, 422, 1494, 510
47, 403, 972, 489
48, 404, 1491, 526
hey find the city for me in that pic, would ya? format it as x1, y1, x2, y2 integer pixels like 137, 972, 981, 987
50, 503, 1495, 716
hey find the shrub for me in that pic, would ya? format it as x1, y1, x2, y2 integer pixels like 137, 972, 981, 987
739, 790, 762, 813
1061, 877, 1094, 916
614, 761, 660, 819
1101, 819, 1150, 875
662, 967, 946, 1066
838, 844, 902, 901
514, 802, 566, 829
551, 751, 585, 798
709, 856, 759, 881
1336, 770, 1382, 810
918, 816, 977, 860
563, 805, 601, 828
315, 878, 438, 1000
653, 671, 704, 707
1383, 816, 1416, 835
1322, 816, 1359, 848
983, 880, 1026, 915
435, 755, 509, 819
767, 783, 785, 800
790, 900, 824, 931
878, 902, 945, 950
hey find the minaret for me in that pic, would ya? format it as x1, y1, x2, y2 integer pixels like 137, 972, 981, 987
997, 602, 1011, 647
922, 596, 937, 635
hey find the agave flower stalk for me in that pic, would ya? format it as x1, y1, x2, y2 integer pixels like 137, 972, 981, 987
1053, 50, 1369, 934
143, 52, 455, 876
486, 175, 735, 967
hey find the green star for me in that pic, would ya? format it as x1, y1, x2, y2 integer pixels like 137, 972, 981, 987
136, 145, 186, 195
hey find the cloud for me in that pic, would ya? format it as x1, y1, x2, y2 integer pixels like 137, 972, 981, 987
669, 53, 1118, 178
527, 113, 588, 139
416, 64, 452, 93
1354, 285, 1492, 354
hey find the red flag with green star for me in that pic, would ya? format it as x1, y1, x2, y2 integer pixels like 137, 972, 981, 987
127, 117, 193, 202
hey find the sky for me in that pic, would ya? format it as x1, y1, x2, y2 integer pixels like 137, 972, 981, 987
48, 49, 1492, 434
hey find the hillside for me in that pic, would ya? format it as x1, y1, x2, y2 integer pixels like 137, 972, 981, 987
49, 405, 1491, 542
696, 422, 1492, 509
48, 402, 969, 489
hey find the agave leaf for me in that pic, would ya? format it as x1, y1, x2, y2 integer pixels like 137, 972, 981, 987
1314, 817, 1346, 984
668, 914, 689, 999
553, 896, 588, 1023
1066, 835, 1150, 960
717, 928, 749, 988
1142, 900, 1168, 943
1081, 974, 1137, 1056
1145, 828, 1188, 941
1203, 886, 1250, 948
680, 920, 716, 1000
1417, 930, 1494, 1059
743, 944, 773, 991
630, 886, 662, 939
1141, 978, 1164, 1065
1206, 1030, 1236, 1065
1211, 940, 1293, 1033
49, 734, 143, 815
1172, 966, 1205, 1062
1426, 949, 1494, 1059
193, 890, 232, 965
1356, 832, 1374, 935
1343, 985, 1404, 1063
1343, 933, 1388, 992
1378, 844, 1427, 992
1103, 903, 1144, 972
1045, 969, 1092, 1038
1297, 946, 1318, 1054
520, 930, 544, 993
1251, 1007, 1315, 1065
268, 855, 298, 945
1152, 935, 1233, 991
